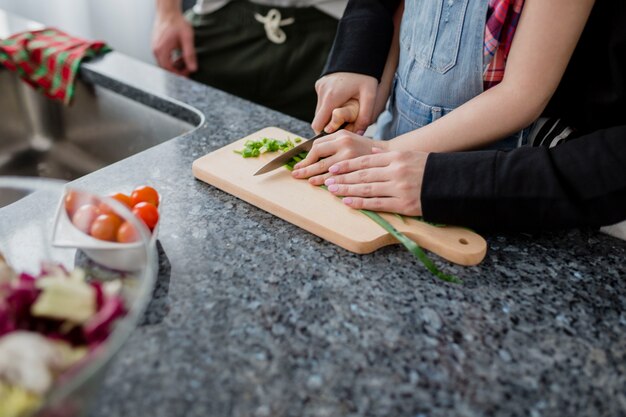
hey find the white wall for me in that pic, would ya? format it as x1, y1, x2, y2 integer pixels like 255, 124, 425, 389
0, 0, 157, 64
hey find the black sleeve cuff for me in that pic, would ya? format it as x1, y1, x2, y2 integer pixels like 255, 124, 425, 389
321, 1, 398, 81
421, 150, 500, 231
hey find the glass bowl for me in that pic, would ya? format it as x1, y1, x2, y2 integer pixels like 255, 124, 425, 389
0, 176, 158, 417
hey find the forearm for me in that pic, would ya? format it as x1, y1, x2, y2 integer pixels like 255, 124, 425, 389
387, 82, 545, 153
421, 125, 626, 231
155, 0, 182, 17
386, 0, 594, 153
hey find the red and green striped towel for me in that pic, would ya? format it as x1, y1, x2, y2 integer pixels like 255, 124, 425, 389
0, 28, 111, 105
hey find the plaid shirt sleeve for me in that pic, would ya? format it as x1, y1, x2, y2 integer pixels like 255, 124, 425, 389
483, 0, 525, 90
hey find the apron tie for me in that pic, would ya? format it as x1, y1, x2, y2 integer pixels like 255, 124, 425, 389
254, 8, 294, 44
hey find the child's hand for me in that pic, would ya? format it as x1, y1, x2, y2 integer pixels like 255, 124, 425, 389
323, 99, 360, 133
291, 130, 387, 185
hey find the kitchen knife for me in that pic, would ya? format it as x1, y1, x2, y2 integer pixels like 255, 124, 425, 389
253, 123, 348, 176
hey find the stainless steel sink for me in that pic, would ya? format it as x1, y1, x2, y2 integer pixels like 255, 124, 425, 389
0, 70, 199, 206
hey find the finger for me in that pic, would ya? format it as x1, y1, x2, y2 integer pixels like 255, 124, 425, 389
329, 152, 393, 175
293, 136, 340, 169
354, 90, 375, 134
324, 100, 359, 133
324, 107, 354, 134
314, 81, 322, 119
324, 167, 389, 185
181, 27, 198, 73
342, 196, 406, 213
292, 153, 345, 179
311, 95, 333, 134
172, 56, 191, 76
307, 172, 333, 186
326, 182, 393, 199
154, 46, 177, 72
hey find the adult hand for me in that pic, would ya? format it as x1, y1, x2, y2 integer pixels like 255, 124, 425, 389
291, 130, 385, 185
323, 148, 428, 216
152, 10, 197, 76
312, 72, 378, 135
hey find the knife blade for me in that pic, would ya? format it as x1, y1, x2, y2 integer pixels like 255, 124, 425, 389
253, 123, 347, 176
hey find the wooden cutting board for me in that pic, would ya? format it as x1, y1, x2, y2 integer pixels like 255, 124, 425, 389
192, 127, 487, 265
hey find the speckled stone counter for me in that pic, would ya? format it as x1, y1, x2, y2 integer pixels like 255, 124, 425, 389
4, 27, 626, 416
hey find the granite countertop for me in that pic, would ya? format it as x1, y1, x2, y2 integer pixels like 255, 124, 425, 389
2, 10, 626, 417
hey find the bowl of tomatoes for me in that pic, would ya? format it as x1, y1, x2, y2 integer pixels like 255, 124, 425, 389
53, 185, 161, 271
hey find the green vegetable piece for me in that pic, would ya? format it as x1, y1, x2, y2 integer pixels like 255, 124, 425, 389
236, 136, 299, 157
295, 137, 302, 143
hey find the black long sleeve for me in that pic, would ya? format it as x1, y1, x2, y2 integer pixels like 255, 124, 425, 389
421, 126, 626, 232
322, 0, 400, 81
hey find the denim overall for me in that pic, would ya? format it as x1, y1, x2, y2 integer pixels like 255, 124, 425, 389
377, 0, 521, 148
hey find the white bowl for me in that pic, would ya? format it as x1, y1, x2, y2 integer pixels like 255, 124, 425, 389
52, 191, 158, 271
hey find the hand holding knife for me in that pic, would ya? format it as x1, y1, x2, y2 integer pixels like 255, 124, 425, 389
253, 122, 349, 176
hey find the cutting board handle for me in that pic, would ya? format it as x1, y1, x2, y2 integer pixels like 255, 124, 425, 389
388, 215, 487, 266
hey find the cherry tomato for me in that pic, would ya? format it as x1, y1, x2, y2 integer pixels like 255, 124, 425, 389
65, 191, 95, 218
72, 204, 100, 234
90, 214, 123, 241
130, 186, 159, 208
99, 193, 133, 215
117, 221, 140, 243
132, 202, 159, 230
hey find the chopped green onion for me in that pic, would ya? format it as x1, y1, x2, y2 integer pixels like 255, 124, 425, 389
235, 137, 296, 158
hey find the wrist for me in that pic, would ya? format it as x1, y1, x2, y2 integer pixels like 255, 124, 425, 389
156, 0, 183, 20
384, 138, 399, 152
